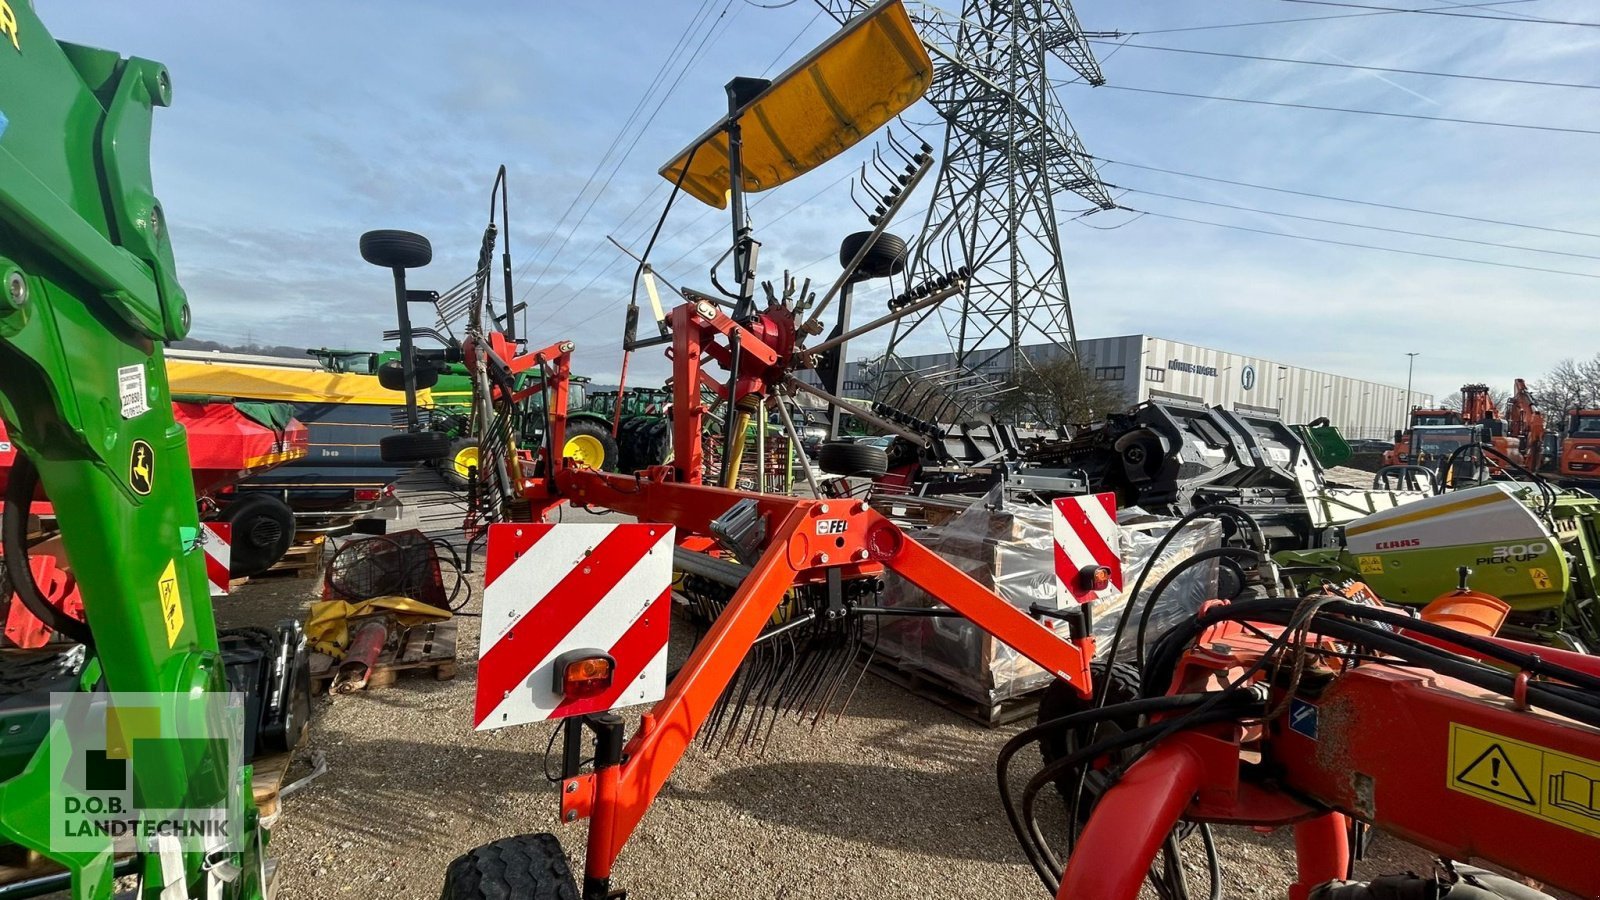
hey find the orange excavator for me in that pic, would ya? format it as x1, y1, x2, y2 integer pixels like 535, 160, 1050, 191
1458, 381, 1545, 473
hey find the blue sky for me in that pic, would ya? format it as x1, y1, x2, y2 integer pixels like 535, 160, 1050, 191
48, 0, 1600, 403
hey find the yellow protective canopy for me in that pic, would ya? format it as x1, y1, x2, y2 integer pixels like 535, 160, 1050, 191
659, 0, 932, 208
305, 596, 452, 658
166, 359, 433, 407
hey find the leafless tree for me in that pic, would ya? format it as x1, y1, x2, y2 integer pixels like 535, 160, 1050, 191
992, 355, 1126, 426
1534, 356, 1600, 419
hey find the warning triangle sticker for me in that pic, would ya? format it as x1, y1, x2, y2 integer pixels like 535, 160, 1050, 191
1455, 744, 1535, 805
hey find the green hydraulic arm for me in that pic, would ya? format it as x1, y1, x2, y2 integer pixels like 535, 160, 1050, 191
0, 5, 264, 899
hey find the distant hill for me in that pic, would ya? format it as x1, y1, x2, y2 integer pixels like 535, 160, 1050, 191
170, 338, 310, 360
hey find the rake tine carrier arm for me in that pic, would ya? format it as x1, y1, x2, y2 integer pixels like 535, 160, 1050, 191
0, 7, 262, 900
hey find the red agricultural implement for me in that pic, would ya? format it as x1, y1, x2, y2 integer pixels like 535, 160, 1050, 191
359, 4, 1600, 898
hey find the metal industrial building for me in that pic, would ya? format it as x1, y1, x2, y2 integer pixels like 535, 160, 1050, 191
835, 335, 1431, 441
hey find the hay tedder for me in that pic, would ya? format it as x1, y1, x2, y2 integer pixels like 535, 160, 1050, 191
353, 4, 1600, 900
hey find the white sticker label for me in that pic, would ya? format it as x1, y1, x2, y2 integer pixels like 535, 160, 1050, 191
118, 364, 150, 419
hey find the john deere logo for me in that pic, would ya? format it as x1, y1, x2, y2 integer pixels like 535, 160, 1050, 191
129, 441, 154, 495
1241, 365, 1257, 391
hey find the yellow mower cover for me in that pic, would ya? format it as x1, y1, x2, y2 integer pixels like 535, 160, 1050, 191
659, 0, 932, 208
306, 596, 452, 657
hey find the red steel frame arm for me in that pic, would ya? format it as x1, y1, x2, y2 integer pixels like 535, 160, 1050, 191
576, 503, 811, 877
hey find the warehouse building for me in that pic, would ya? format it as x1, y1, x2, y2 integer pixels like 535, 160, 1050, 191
835, 334, 1431, 441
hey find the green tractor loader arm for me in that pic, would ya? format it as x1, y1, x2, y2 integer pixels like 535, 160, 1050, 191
1, 7, 262, 899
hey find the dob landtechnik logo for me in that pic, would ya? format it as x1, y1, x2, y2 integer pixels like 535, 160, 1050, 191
49, 691, 246, 854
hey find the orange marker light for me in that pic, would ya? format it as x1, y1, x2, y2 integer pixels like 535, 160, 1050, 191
552, 649, 616, 700
1079, 565, 1112, 594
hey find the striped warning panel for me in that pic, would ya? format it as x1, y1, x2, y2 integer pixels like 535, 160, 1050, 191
201, 521, 232, 597
1053, 492, 1122, 607
475, 523, 674, 730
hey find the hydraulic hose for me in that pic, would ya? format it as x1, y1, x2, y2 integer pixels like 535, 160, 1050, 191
2, 450, 93, 645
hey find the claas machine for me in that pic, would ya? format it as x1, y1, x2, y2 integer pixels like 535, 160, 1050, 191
0, 9, 303, 899
359, 4, 1600, 899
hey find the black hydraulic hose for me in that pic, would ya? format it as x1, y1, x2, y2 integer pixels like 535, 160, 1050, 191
1184, 599, 1600, 726
1135, 546, 1266, 672
2, 451, 93, 645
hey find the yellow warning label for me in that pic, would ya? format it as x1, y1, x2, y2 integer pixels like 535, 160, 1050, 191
1449, 723, 1600, 838
1357, 555, 1384, 575
1530, 567, 1553, 590
157, 559, 183, 647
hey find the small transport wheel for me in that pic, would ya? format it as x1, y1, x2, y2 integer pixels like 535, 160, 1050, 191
439, 833, 579, 900
562, 420, 619, 472
360, 229, 433, 269
443, 437, 481, 488
220, 494, 296, 578
381, 430, 452, 463
1036, 661, 1142, 817
838, 230, 908, 280
817, 440, 889, 477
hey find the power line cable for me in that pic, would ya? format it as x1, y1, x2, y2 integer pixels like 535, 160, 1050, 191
1088, 40, 1600, 91
1130, 0, 1537, 34
1273, 0, 1600, 26
1123, 207, 1600, 280
1112, 185, 1600, 261
518, 1, 742, 298
1099, 83, 1600, 136
513, 0, 719, 284
1093, 156, 1600, 240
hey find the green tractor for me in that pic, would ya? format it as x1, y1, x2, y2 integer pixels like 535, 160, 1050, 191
358, 349, 618, 484
589, 387, 673, 472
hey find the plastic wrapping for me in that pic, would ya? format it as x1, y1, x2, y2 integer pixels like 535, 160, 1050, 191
877, 491, 1220, 707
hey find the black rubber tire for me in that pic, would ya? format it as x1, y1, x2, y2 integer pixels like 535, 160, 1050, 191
442, 437, 481, 488
360, 229, 433, 269
839, 231, 908, 280
1036, 661, 1143, 818
381, 430, 452, 463
439, 833, 578, 900
562, 419, 619, 472
220, 494, 296, 578
817, 440, 889, 477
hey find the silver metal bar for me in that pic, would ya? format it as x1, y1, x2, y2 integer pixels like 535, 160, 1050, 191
772, 391, 822, 497
785, 375, 930, 448
799, 280, 965, 359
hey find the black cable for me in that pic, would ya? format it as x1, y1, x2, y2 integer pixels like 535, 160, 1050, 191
1090, 40, 1600, 91
2, 451, 93, 645
1111, 184, 1600, 263
1095, 156, 1600, 241
1131, 0, 1541, 35
1274, 0, 1600, 26
1100, 84, 1600, 137
1135, 547, 1266, 672
1127, 208, 1600, 282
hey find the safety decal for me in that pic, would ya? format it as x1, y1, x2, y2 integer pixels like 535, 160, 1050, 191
157, 558, 183, 647
118, 363, 150, 419
1357, 555, 1383, 576
1449, 723, 1600, 837
1052, 492, 1122, 606
1288, 697, 1318, 741
1530, 567, 1553, 590
200, 522, 232, 597
475, 523, 674, 730
129, 440, 154, 495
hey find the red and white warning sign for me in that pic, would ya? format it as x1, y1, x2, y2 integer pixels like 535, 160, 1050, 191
200, 521, 232, 597
1053, 492, 1123, 606
475, 523, 674, 730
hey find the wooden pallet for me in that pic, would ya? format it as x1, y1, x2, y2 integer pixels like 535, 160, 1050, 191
256, 536, 326, 580
867, 656, 1040, 728
251, 750, 294, 820
310, 619, 458, 694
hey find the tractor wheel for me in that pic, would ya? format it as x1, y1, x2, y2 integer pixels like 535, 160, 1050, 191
442, 437, 481, 488
221, 494, 296, 578
1036, 661, 1143, 818
643, 420, 673, 467
359, 229, 433, 269
839, 230, 908, 280
381, 430, 452, 463
817, 440, 888, 477
439, 833, 578, 900
562, 420, 619, 471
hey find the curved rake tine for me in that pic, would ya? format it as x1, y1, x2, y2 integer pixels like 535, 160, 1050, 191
848, 179, 873, 219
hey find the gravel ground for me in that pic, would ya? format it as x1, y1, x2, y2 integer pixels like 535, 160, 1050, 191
210, 501, 1477, 900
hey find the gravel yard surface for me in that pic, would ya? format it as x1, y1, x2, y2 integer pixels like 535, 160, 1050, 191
214, 500, 1471, 900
